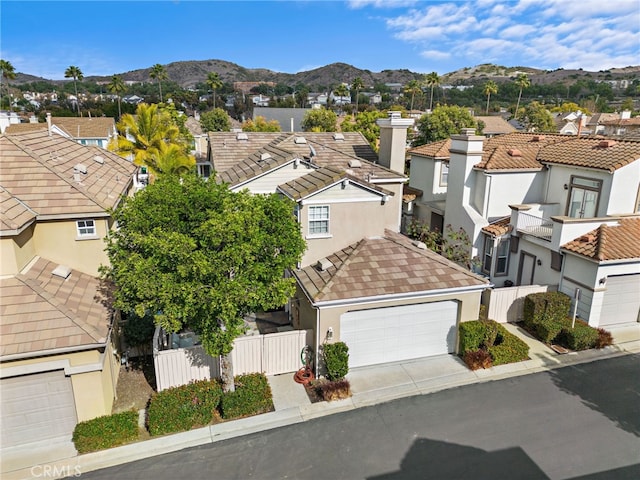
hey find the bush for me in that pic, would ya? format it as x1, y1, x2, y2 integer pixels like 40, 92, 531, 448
463, 349, 493, 370
221, 373, 274, 420
314, 379, 352, 401
459, 321, 486, 353
595, 328, 614, 349
488, 329, 530, 365
523, 292, 571, 330
148, 379, 222, 436
558, 321, 599, 351
534, 316, 570, 344
323, 342, 349, 381
72, 410, 139, 453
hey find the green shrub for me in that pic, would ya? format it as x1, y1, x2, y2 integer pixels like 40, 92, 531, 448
148, 379, 222, 436
523, 292, 571, 329
488, 327, 530, 365
558, 320, 599, 351
458, 321, 486, 353
462, 349, 493, 370
221, 373, 274, 420
323, 342, 349, 381
534, 316, 570, 344
72, 410, 139, 454
482, 319, 499, 348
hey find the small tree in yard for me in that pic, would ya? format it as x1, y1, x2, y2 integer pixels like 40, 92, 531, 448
102, 174, 306, 391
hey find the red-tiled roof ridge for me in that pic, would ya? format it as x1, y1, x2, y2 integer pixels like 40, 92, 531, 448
562, 217, 640, 261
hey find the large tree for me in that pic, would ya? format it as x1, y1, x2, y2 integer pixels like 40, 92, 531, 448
333, 83, 349, 106
206, 72, 223, 109
145, 141, 195, 176
200, 108, 231, 132
107, 74, 126, 119
412, 105, 477, 146
483, 80, 498, 114
403, 80, 422, 112
149, 64, 168, 103
513, 73, 530, 119
102, 174, 306, 387
351, 77, 365, 117
340, 110, 386, 150
521, 101, 556, 133
301, 108, 337, 132
424, 72, 440, 111
0, 59, 16, 111
64, 65, 83, 114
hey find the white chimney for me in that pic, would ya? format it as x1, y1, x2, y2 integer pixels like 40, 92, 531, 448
376, 111, 414, 174
46, 112, 52, 136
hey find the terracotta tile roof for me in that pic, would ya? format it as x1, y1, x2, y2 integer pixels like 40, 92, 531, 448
481, 216, 512, 237
561, 217, 640, 261
474, 116, 517, 135
293, 230, 488, 303
408, 139, 451, 158
49, 117, 116, 139
537, 137, 640, 172
475, 145, 544, 171
0, 257, 112, 357
278, 166, 393, 201
0, 131, 136, 231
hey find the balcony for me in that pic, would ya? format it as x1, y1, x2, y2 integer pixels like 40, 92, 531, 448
515, 211, 553, 241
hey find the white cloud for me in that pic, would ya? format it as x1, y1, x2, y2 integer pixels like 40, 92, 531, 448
346, 0, 418, 9
419, 49, 451, 60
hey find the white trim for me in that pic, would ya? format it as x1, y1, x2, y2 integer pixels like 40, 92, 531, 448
302, 197, 384, 205
0, 355, 105, 379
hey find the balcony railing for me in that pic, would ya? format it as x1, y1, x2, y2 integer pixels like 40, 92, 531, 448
516, 212, 553, 241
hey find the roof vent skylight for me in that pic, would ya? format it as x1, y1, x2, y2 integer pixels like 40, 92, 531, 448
236, 132, 249, 141
294, 136, 307, 144
333, 133, 345, 141
52, 264, 72, 279
73, 163, 87, 174
348, 159, 362, 168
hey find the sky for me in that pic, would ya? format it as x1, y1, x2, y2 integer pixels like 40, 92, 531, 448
1, 0, 639, 80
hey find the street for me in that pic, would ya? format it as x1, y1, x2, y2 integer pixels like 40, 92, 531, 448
79, 354, 640, 480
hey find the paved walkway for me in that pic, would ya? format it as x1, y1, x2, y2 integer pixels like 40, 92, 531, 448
3, 323, 639, 480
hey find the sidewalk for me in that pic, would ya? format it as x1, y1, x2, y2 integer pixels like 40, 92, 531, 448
3, 323, 639, 480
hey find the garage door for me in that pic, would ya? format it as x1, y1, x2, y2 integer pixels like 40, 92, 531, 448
600, 274, 640, 327
0, 371, 77, 449
340, 301, 458, 368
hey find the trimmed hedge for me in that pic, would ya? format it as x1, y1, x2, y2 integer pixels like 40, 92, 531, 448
72, 410, 139, 454
534, 316, 571, 344
459, 319, 529, 368
322, 341, 350, 381
221, 373, 274, 420
148, 379, 223, 436
558, 321, 600, 351
523, 292, 571, 330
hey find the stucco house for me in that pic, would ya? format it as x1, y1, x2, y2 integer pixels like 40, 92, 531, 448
0, 128, 139, 467
407, 129, 640, 330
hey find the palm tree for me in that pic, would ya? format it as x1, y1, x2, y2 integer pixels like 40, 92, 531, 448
145, 141, 195, 176
109, 103, 182, 166
351, 77, 365, 118
333, 83, 349, 108
0, 59, 16, 111
206, 72, 223, 108
424, 72, 440, 111
483, 80, 498, 114
64, 65, 83, 114
149, 64, 168, 103
107, 74, 126, 119
403, 80, 422, 112
513, 73, 530, 119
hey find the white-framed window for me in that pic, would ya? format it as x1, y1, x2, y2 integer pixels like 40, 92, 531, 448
308, 205, 329, 235
482, 234, 510, 276
482, 235, 493, 274
495, 239, 510, 276
77, 219, 96, 237
439, 162, 449, 186
197, 163, 212, 179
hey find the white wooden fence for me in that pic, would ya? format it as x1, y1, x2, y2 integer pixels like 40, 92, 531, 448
153, 328, 311, 391
483, 284, 557, 323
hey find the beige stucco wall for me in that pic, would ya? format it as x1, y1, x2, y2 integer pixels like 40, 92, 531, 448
32, 217, 111, 276
0, 225, 37, 275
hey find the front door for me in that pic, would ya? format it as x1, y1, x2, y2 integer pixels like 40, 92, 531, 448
517, 252, 536, 286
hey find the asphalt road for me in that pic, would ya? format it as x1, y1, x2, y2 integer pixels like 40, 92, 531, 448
79, 354, 640, 480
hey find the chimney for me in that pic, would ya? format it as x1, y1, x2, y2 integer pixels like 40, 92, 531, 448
376, 111, 415, 174
46, 112, 52, 136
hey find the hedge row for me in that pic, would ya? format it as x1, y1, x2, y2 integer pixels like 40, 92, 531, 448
220, 373, 274, 420
72, 410, 139, 454
523, 292, 571, 331
459, 319, 529, 368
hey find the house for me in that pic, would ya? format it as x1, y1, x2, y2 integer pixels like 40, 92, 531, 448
407, 129, 640, 329
253, 107, 312, 133
0, 129, 140, 466
205, 113, 491, 371
474, 116, 517, 137
599, 116, 640, 137
5, 113, 117, 149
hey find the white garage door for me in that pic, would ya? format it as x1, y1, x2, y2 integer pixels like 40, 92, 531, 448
0, 371, 77, 449
340, 301, 458, 368
600, 274, 640, 326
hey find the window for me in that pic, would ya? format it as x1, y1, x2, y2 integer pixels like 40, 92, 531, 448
566, 176, 601, 218
550, 251, 563, 272
482, 235, 510, 276
197, 163, 212, 179
482, 235, 493, 274
495, 239, 510, 276
439, 162, 449, 187
77, 219, 96, 237
308, 206, 329, 235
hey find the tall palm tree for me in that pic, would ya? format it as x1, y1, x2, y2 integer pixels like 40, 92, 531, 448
206, 72, 223, 108
109, 103, 182, 166
483, 80, 498, 114
351, 77, 365, 118
333, 83, 349, 108
513, 73, 530, 119
403, 80, 422, 112
0, 59, 16, 111
64, 65, 83, 114
149, 64, 168, 103
107, 74, 126, 119
424, 72, 440, 111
